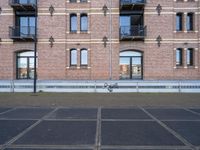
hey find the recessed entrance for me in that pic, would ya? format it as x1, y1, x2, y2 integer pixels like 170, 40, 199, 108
120, 51, 143, 80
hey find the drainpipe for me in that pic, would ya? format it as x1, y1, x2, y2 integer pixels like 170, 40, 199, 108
33, 0, 38, 93
109, 0, 113, 80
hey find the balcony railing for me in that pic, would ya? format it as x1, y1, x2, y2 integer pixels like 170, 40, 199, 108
120, 25, 146, 40
9, 0, 37, 11
9, 26, 36, 41
120, 0, 146, 9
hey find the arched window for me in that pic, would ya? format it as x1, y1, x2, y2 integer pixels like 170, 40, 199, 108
16, 51, 36, 79
80, 49, 88, 65
176, 13, 183, 31
187, 48, 194, 66
187, 13, 194, 31
70, 14, 77, 32
80, 14, 88, 32
70, 49, 77, 66
176, 48, 183, 66
119, 50, 143, 80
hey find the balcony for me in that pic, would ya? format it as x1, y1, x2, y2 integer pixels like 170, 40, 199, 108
9, 26, 36, 41
9, 0, 36, 11
120, 0, 146, 10
120, 26, 146, 40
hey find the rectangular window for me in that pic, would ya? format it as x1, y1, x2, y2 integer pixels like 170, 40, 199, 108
187, 13, 194, 31
176, 48, 183, 66
187, 48, 194, 66
176, 13, 183, 31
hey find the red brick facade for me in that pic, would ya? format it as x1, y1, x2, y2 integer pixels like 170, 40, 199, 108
0, 0, 199, 80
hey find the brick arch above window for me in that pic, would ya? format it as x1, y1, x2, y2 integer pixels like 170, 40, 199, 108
120, 46, 145, 53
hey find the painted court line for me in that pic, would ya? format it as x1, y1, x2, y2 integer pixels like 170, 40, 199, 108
1, 108, 59, 150
183, 108, 200, 116
0, 108, 17, 115
95, 107, 102, 150
141, 107, 196, 150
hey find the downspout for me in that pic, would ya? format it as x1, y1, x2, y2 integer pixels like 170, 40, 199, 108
109, 0, 113, 80
33, 0, 38, 93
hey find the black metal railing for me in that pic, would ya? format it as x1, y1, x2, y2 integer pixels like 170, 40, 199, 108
120, 0, 146, 6
9, 26, 36, 40
9, 0, 36, 5
120, 25, 146, 39
9, 0, 37, 10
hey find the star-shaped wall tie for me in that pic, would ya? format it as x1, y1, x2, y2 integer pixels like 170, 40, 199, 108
49, 36, 55, 47
102, 5, 108, 16
103, 36, 108, 48
49, 5, 55, 16
156, 4, 162, 16
156, 35, 162, 47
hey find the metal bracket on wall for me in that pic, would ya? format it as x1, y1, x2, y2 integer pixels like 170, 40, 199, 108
49, 36, 55, 47
156, 4, 162, 16
103, 36, 108, 48
156, 35, 162, 47
49, 5, 55, 16
0, 7, 2, 14
0, 38, 2, 45
102, 5, 108, 16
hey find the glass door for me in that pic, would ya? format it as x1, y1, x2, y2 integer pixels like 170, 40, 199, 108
120, 51, 143, 80
17, 51, 35, 79
120, 16, 131, 36
19, 17, 35, 37
120, 57, 131, 79
28, 57, 35, 79
17, 57, 28, 79
132, 57, 142, 79
20, 17, 28, 37
29, 17, 35, 35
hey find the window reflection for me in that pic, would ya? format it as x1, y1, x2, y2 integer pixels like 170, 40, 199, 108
81, 14, 88, 32
17, 51, 36, 79
70, 49, 77, 65
81, 49, 88, 65
70, 14, 77, 32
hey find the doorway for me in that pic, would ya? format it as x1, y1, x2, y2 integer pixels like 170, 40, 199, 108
120, 51, 143, 80
16, 51, 36, 79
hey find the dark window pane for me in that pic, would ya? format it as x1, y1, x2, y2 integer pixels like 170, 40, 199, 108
187, 48, 194, 66
70, 0, 77, 3
187, 13, 194, 31
176, 13, 183, 31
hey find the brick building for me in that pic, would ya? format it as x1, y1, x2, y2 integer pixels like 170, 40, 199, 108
0, 0, 200, 81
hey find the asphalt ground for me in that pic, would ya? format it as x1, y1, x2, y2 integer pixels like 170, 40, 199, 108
0, 93, 200, 107
0, 107, 200, 150
0, 93, 200, 150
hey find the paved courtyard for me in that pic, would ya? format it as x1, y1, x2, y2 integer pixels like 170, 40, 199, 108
0, 107, 200, 150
